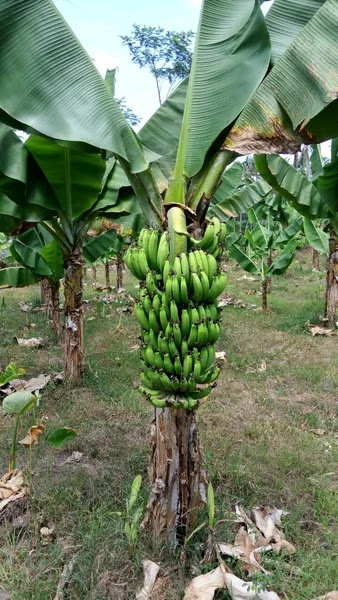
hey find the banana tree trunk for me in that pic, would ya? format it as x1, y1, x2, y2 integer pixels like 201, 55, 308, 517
116, 253, 124, 289
105, 259, 110, 288
40, 278, 51, 313
312, 248, 320, 272
325, 231, 338, 326
50, 281, 61, 337
144, 407, 207, 545
262, 278, 268, 311
63, 244, 84, 383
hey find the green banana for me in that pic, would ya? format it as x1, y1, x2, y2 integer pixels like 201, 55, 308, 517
170, 300, 179, 323
200, 270, 210, 302
171, 275, 181, 304
180, 276, 189, 305
149, 309, 160, 335
135, 304, 150, 331
173, 322, 182, 347
180, 253, 190, 280
157, 231, 169, 272
159, 306, 168, 330
168, 337, 179, 359
150, 397, 167, 408
138, 248, 149, 279
163, 353, 175, 375
180, 309, 190, 339
191, 272, 203, 303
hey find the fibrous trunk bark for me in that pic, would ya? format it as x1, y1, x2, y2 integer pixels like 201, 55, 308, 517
312, 248, 320, 272
143, 408, 207, 545
262, 278, 268, 311
105, 260, 111, 288
92, 266, 97, 287
50, 281, 61, 337
325, 231, 338, 326
40, 278, 52, 313
116, 253, 124, 290
63, 244, 84, 383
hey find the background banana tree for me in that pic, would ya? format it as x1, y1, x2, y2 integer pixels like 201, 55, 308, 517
229, 206, 301, 310
1, 0, 338, 543
254, 141, 337, 323
0, 129, 142, 381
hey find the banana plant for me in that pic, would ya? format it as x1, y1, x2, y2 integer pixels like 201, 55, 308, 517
229, 206, 300, 310
1, 0, 338, 544
0, 129, 143, 380
254, 140, 337, 323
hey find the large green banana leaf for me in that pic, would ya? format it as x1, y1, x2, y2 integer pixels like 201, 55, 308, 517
0, 267, 38, 288
177, 0, 271, 178
83, 230, 124, 264
226, 0, 338, 153
265, 0, 324, 65
269, 241, 297, 275
10, 226, 64, 281
315, 141, 338, 213
210, 178, 272, 219
0, 0, 147, 174
254, 154, 328, 219
25, 136, 107, 222
0, 124, 27, 202
229, 245, 260, 275
303, 217, 329, 253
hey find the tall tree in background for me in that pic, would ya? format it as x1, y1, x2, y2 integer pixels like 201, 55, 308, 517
121, 25, 194, 104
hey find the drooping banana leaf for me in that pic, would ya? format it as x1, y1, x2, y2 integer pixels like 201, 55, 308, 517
269, 241, 297, 275
303, 217, 329, 253
310, 145, 324, 180
25, 136, 107, 222
209, 178, 272, 219
225, 0, 338, 153
228, 245, 260, 275
10, 226, 64, 280
0, 267, 38, 288
315, 145, 338, 214
254, 154, 328, 219
83, 230, 124, 264
0, 0, 147, 174
275, 216, 303, 244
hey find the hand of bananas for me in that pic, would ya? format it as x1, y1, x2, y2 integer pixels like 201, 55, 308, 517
124, 217, 227, 410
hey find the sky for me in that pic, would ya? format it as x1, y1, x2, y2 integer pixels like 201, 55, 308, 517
54, 0, 274, 125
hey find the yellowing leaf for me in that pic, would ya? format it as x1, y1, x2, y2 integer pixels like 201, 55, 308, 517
19, 424, 46, 447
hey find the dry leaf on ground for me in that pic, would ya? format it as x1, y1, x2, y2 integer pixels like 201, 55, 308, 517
183, 567, 225, 600
308, 324, 336, 337
135, 560, 160, 600
15, 337, 44, 347
18, 301, 32, 312
224, 573, 280, 600
0, 470, 27, 512
237, 275, 257, 282
219, 505, 294, 575
19, 424, 46, 447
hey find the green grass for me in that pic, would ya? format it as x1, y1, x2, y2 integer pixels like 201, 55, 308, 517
0, 253, 338, 599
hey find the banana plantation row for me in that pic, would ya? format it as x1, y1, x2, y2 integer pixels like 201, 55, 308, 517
1, 0, 338, 543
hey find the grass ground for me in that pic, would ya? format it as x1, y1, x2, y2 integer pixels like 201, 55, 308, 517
0, 249, 337, 599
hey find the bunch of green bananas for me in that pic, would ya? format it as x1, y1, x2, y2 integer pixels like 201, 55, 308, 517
124, 217, 227, 410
